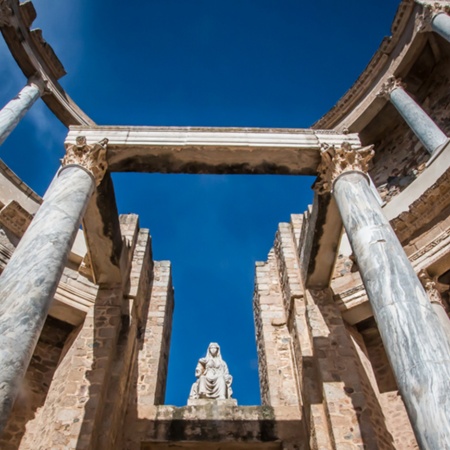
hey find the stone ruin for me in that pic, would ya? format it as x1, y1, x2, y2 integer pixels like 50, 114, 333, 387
1, 0, 450, 449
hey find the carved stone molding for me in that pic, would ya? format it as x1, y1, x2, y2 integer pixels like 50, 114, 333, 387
0, 0, 12, 27
416, 1, 450, 32
315, 142, 375, 194
418, 269, 448, 308
377, 76, 406, 99
62, 136, 109, 186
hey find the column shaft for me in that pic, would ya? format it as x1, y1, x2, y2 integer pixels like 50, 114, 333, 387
333, 171, 450, 450
390, 87, 447, 154
431, 303, 450, 340
0, 165, 95, 432
432, 12, 450, 43
0, 81, 43, 146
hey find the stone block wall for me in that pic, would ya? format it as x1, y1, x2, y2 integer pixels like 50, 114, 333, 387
254, 214, 419, 449
0, 317, 73, 450
253, 251, 301, 410
127, 404, 305, 450
0, 215, 175, 450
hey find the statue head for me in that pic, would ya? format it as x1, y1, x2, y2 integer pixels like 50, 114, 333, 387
206, 342, 221, 359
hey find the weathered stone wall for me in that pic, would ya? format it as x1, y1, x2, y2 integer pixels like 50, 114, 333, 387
253, 251, 301, 410
0, 317, 73, 450
0, 214, 176, 450
128, 404, 305, 450
255, 213, 420, 449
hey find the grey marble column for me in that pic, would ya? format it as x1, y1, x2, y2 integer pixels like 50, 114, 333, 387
0, 78, 45, 146
432, 12, 450, 42
418, 4, 450, 43
378, 77, 448, 154
0, 136, 108, 432
317, 144, 450, 449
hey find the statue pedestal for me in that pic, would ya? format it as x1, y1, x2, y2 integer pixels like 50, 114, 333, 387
187, 398, 238, 406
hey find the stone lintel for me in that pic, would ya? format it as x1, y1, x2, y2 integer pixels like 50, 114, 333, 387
82, 172, 123, 287
66, 127, 361, 175
303, 192, 343, 289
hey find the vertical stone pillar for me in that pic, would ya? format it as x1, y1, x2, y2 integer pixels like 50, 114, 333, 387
0, 77, 46, 146
419, 269, 450, 339
418, 2, 450, 43
254, 251, 301, 408
316, 142, 450, 449
0, 136, 108, 432
378, 77, 448, 154
136, 260, 174, 408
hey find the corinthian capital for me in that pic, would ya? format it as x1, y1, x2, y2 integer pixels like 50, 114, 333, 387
377, 76, 406, 99
416, 2, 450, 32
0, 0, 12, 27
315, 142, 375, 194
418, 269, 448, 308
62, 136, 109, 186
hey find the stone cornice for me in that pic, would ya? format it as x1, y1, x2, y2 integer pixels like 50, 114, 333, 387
0, 0, 94, 126
66, 127, 361, 175
62, 136, 109, 186
0, 0, 12, 27
0, 159, 42, 206
313, 0, 420, 131
416, 1, 450, 33
315, 143, 375, 194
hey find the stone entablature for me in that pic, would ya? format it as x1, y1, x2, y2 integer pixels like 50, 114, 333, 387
65, 126, 361, 175
0, 0, 94, 126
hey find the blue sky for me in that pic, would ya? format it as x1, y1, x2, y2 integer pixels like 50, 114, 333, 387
0, 0, 399, 405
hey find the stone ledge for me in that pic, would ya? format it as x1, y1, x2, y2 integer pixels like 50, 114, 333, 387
187, 398, 238, 407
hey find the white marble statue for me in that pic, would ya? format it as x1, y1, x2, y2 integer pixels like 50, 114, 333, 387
189, 342, 233, 400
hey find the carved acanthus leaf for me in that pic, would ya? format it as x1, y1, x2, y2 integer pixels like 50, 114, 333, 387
418, 269, 447, 308
315, 142, 375, 194
0, 0, 12, 26
416, 2, 450, 33
377, 76, 406, 99
62, 136, 109, 186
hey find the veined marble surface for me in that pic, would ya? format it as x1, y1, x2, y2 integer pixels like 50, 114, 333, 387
334, 171, 450, 449
0, 165, 94, 431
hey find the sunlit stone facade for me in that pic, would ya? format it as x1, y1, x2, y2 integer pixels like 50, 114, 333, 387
1, 0, 450, 448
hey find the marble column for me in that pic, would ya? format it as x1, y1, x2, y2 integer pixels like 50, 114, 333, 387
418, 2, 450, 43
378, 77, 448, 154
316, 142, 450, 450
0, 136, 108, 432
0, 77, 46, 146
